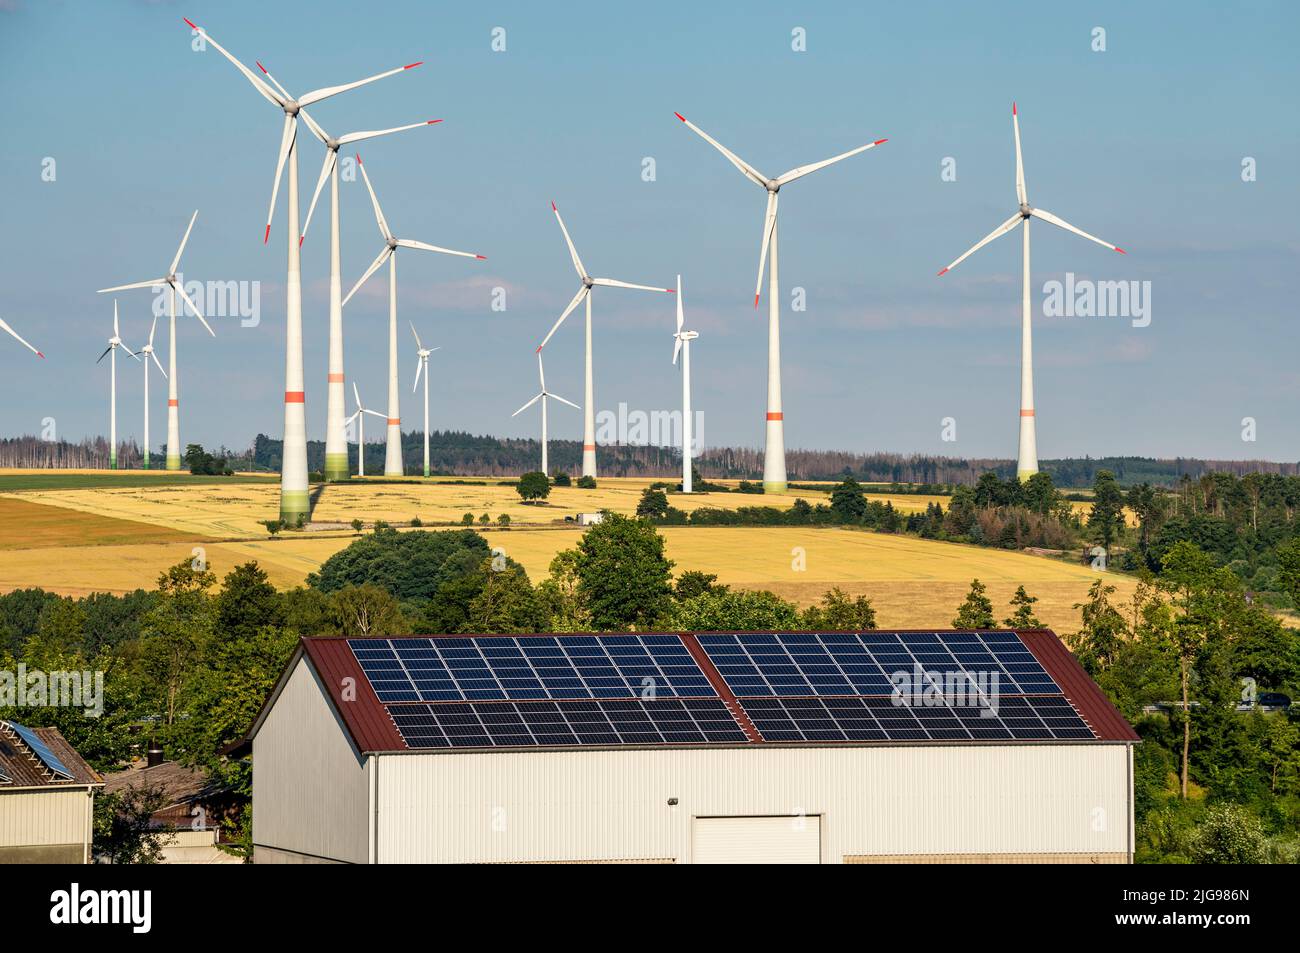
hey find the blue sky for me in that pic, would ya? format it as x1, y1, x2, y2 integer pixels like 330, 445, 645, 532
1, 0, 1296, 461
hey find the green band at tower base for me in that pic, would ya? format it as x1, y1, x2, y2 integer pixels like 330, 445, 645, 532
763, 481, 787, 493
142, 456, 150, 470
280, 489, 311, 526
1017, 469, 1037, 482
323, 452, 350, 482
165, 454, 181, 471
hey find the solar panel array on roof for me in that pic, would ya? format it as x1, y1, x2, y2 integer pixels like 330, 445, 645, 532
4, 720, 74, 780
390, 698, 749, 749
350, 635, 716, 702
345, 630, 1101, 751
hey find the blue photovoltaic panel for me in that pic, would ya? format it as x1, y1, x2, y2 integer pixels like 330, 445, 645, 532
696, 631, 1061, 697
4, 720, 74, 780
388, 698, 749, 749
350, 635, 717, 703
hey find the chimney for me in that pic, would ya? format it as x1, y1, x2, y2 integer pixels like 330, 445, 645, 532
146, 743, 164, 768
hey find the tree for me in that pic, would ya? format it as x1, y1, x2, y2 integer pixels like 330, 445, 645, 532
1186, 804, 1268, 864
517, 471, 551, 503
465, 559, 547, 633
331, 584, 410, 638
952, 578, 995, 629
829, 476, 867, 523
1003, 585, 1043, 628
1087, 469, 1125, 551
478, 513, 490, 525
801, 587, 877, 630
461, 513, 475, 525
576, 475, 597, 489
1068, 579, 1128, 675
1277, 537, 1300, 610
673, 571, 727, 601
497, 513, 511, 526
308, 528, 491, 602
262, 520, 282, 538
350, 518, 364, 534
661, 589, 801, 632
534, 549, 591, 632
94, 785, 173, 864
215, 562, 283, 641
139, 559, 217, 731
574, 514, 673, 630
553, 471, 572, 487
1022, 471, 1059, 515
636, 488, 669, 520
184, 443, 228, 476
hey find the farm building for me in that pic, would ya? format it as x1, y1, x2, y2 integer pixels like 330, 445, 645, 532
0, 720, 102, 863
244, 629, 1139, 864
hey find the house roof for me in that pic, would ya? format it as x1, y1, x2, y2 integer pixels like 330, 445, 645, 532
0, 722, 102, 789
253, 629, 1139, 755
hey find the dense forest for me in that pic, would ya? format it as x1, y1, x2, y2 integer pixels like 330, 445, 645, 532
5, 431, 1296, 488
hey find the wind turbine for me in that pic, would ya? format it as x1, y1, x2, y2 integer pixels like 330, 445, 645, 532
512, 350, 578, 476
97, 210, 213, 471
347, 382, 385, 478
0, 318, 43, 359
410, 322, 440, 478
271, 66, 438, 484
343, 154, 485, 477
937, 103, 1126, 481
671, 275, 699, 494
536, 202, 674, 480
182, 16, 422, 522
675, 112, 886, 493
138, 316, 167, 470
97, 302, 140, 470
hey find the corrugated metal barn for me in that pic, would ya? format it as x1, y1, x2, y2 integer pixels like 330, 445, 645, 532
245, 629, 1139, 864
0, 720, 102, 864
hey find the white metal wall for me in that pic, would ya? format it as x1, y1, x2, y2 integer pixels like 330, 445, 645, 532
374, 744, 1131, 864
0, 788, 90, 849
252, 657, 370, 864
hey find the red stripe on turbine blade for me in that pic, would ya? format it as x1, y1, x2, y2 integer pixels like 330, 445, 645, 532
753, 294, 760, 308
535, 345, 543, 354
37, 352, 45, 359
874, 138, 888, 145
257, 61, 268, 74
428, 119, 443, 125
1115, 247, 1127, 255
404, 61, 423, 69
183, 17, 197, 29
264, 224, 271, 244
476, 255, 487, 260
551, 201, 557, 211
285, 392, 305, 403
355, 153, 362, 165
937, 267, 948, 277
1013, 101, 1017, 115
299, 235, 305, 247
674, 112, 686, 122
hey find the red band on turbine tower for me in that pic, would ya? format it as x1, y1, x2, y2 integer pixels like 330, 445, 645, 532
327, 373, 345, 383
582, 443, 596, 452
285, 391, 305, 404
168, 399, 178, 407
766, 412, 783, 421
1020, 409, 1035, 417
387, 418, 401, 426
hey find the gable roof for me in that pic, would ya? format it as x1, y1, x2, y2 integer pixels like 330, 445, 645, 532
0, 722, 102, 789
253, 629, 1139, 755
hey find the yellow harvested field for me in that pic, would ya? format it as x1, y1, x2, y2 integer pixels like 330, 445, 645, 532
0, 497, 200, 550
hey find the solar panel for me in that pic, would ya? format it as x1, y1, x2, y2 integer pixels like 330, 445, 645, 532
388, 698, 749, 749
696, 631, 1061, 697
4, 720, 74, 780
0, 762, 10, 783
350, 635, 717, 703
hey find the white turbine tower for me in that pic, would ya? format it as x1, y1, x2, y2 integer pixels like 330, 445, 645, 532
280, 72, 437, 483
343, 154, 485, 477
138, 316, 166, 470
512, 350, 578, 476
409, 323, 440, 478
536, 202, 674, 479
347, 382, 385, 478
938, 103, 1126, 481
97, 302, 140, 470
0, 318, 44, 359
671, 275, 699, 494
675, 112, 886, 492
97, 210, 213, 471
183, 17, 422, 522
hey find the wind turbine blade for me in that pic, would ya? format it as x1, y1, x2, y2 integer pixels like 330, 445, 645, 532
1012, 102, 1027, 206
413, 357, 423, 393
936, 213, 1023, 276
1031, 207, 1126, 254
550, 393, 580, 411
338, 119, 440, 146
537, 286, 589, 350
395, 238, 485, 260
352, 381, 362, 408
675, 274, 684, 334
301, 149, 337, 245
536, 350, 545, 390
343, 246, 393, 306
174, 281, 215, 336
512, 393, 542, 416
409, 322, 423, 350
97, 278, 168, 293
590, 277, 673, 293
362, 408, 386, 419
298, 61, 423, 108
170, 210, 199, 274
754, 190, 778, 307
148, 314, 159, 348
255, 61, 293, 106
295, 106, 330, 146
264, 114, 297, 244
113, 300, 120, 337
183, 20, 285, 108
674, 112, 768, 187
673, 335, 682, 365
776, 138, 887, 186
151, 351, 167, 378
346, 410, 360, 425
356, 155, 392, 241
0, 318, 43, 357
550, 202, 586, 279
124, 346, 142, 361
96, 345, 112, 364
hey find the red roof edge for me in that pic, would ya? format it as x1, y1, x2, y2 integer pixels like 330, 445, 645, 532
1017, 629, 1140, 742
679, 633, 764, 742
301, 637, 407, 754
